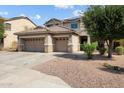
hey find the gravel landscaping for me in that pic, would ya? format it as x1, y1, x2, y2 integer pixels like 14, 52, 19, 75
32, 53, 124, 88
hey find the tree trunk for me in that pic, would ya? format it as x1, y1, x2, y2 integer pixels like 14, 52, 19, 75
108, 39, 113, 58
98, 40, 105, 55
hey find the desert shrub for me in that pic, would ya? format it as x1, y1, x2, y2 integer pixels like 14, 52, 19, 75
115, 46, 124, 55
103, 63, 121, 71
103, 63, 113, 69
82, 43, 97, 59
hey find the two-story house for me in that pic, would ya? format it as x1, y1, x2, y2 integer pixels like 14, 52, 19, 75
44, 17, 90, 44
14, 17, 90, 52
4, 16, 37, 49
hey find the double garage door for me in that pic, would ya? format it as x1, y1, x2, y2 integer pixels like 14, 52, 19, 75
24, 38, 44, 52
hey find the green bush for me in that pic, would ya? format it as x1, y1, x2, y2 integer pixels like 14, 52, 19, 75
115, 46, 124, 55
82, 43, 97, 59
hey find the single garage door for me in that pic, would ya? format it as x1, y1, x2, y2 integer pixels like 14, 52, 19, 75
24, 38, 44, 52
55, 37, 68, 52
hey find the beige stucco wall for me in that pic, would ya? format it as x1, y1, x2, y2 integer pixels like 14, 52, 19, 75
63, 20, 85, 29
63, 21, 88, 36
78, 31, 88, 36
4, 19, 36, 49
120, 39, 124, 46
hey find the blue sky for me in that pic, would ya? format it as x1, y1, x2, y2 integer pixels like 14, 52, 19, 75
0, 5, 89, 25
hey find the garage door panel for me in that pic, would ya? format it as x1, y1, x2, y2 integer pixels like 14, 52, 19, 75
55, 37, 68, 52
24, 38, 44, 52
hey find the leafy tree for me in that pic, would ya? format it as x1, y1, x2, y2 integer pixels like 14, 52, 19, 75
83, 5, 124, 58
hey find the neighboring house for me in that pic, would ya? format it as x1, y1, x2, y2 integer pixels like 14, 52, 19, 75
4, 16, 37, 49
14, 17, 90, 53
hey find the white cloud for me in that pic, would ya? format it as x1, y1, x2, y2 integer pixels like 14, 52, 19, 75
54, 5, 74, 9
30, 14, 41, 20
19, 14, 41, 20
20, 13, 26, 17
0, 11, 8, 16
34, 14, 41, 19
73, 10, 83, 16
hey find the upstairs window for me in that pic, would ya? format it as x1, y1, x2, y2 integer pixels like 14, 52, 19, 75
71, 23, 78, 29
5, 23, 11, 31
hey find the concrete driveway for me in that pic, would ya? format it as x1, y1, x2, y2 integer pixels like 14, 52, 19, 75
0, 51, 70, 88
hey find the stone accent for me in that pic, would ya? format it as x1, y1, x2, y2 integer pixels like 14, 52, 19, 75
87, 35, 91, 44
68, 34, 80, 53
18, 38, 24, 51
68, 35, 73, 52
44, 34, 53, 53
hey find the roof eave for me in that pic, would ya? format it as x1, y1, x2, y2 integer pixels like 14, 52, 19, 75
5, 16, 37, 26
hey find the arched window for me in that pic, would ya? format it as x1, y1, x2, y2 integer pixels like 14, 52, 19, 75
5, 23, 11, 31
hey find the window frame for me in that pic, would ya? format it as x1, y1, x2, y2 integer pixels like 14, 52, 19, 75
70, 22, 78, 29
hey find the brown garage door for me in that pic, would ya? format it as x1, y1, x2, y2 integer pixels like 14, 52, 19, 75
24, 38, 44, 52
55, 37, 68, 52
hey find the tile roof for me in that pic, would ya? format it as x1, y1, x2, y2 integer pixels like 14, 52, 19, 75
63, 17, 80, 22
46, 25, 75, 31
14, 25, 78, 36
44, 18, 62, 25
44, 17, 81, 26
